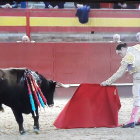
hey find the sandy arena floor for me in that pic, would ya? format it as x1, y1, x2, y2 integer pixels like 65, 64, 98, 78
0, 97, 140, 140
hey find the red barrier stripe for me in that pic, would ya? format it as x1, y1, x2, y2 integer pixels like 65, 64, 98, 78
0, 26, 26, 32
30, 11, 76, 17
31, 26, 140, 33
0, 9, 139, 18
0, 9, 26, 16
91, 10, 140, 18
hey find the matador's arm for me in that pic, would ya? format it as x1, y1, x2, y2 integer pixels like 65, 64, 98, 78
105, 62, 128, 85
101, 62, 128, 86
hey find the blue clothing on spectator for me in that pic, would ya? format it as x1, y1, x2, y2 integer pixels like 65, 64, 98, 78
76, 5, 90, 24
20, 2, 26, 8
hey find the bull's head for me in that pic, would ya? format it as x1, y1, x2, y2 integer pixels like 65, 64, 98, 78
39, 79, 70, 107
31, 69, 71, 107
39, 76, 56, 107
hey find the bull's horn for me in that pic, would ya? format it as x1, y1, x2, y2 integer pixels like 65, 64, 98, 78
56, 82, 70, 88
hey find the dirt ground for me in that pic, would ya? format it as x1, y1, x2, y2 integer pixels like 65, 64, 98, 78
0, 97, 140, 140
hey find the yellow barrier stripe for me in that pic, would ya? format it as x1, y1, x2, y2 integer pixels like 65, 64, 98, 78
30, 17, 140, 27
0, 16, 139, 27
0, 17, 26, 26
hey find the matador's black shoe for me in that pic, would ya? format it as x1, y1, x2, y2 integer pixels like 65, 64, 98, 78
135, 121, 140, 126
121, 122, 135, 128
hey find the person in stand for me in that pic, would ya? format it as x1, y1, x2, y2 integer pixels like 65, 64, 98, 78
113, 34, 121, 43
0, 1, 18, 8
101, 43, 140, 128
136, 32, 140, 42
109, 34, 122, 43
43, 2, 65, 9
113, 2, 136, 9
17, 35, 35, 43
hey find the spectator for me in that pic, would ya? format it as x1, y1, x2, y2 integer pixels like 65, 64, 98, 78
112, 34, 121, 43
0, 1, 18, 8
17, 35, 35, 43
75, 4, 90, 24
136, 32, 140, 42
43, 2, 65, 9
74, 2, 81, 8
113, 2, 136, 9
109, 34, 121, 43
138, 4, 140, 9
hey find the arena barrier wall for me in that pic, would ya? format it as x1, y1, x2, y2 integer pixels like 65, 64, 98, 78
0, 42, 136, 84
0, 9, 140, 35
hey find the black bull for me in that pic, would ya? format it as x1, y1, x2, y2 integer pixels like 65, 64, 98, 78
0, 68, 61, 134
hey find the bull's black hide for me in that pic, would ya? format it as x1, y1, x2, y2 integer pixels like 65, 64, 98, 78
0, 68, 56, 134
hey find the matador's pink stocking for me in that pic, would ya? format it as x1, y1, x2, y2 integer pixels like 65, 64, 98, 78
128, 106, 139, 123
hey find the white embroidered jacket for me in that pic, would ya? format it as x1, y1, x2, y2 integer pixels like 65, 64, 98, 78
106, 44, 140, 85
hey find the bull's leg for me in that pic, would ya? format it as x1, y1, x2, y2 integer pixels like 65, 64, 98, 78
12, 109, 25, 135
31, 109, 39, 134
0, 103, 4, 112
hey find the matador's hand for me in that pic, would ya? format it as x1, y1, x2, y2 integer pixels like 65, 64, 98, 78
100, 81, 109, 86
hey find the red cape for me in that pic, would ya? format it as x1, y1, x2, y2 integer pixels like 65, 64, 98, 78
54, 84, 121, 128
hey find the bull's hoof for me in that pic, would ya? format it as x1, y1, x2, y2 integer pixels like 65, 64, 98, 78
33, 126, 39, 134
20, 130, 26, 135
0, 107, 4, 112
34, 128, 40, 134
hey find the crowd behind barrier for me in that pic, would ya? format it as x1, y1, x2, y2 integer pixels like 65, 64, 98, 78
0, 2, 139, 9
